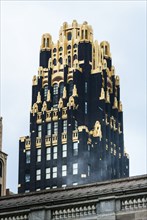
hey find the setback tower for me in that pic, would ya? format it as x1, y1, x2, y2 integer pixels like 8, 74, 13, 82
18, 20, 129, 193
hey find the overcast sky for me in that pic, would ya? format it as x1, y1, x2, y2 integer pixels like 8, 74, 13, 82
1, 0, 146, 193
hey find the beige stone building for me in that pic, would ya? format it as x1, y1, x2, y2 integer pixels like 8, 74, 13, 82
0, 117, 7, 196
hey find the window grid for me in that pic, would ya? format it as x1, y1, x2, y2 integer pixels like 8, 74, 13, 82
37, 149, 41, 162
53, 84, 58, 95
53, 146, 57, 159
38, 125, 42, 137
63, 120, 67, 132
36, 169, 41, 181
53, 167, 57, 178
73, 142, 78, 156
54, 122, 58, 134
25, 174, 30, 182
73, 163, 78, 175
46, 168, 51, 179
85, 102, 87, 114
47, 123, 51, 136
62, 165, 67, 177
26, 150, 30, 164
62, 144, 67, 158
46, 147, 51, 160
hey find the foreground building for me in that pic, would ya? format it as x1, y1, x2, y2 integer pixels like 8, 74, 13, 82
0, 117, 7, 196
18, 20, 129, 193
1, 175, 147, 220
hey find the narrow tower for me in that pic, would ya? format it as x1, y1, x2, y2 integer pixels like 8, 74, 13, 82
18, 21, 129, 193
0, 117, 7, 196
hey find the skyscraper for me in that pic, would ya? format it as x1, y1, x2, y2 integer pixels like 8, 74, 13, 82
18, 20, 129, 193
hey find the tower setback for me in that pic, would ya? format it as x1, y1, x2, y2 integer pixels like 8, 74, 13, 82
18, 20, 129, 193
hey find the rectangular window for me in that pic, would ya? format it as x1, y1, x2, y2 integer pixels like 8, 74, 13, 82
53, 167, 57, 178
85, 102, 87, 114
53, 146, 57, 159
75, 120, 78, 130
73, 142, 78, 156
62, 144, 67, 158
37, 149, 41, 162
88, 165, 91, 176
63, 120, 67, 132
62, 165, 67, 177
46, 147, 51, 160
85, 82, 87, 93
46, 168, 51, 179
54, 122, 58, 134
44, 86, 48, 99
73, 163, 78, 175
26, 150, 30, 164
36, 169, 41, 181
38, 125, 42, 137
47, 123, 51, 136
25, 174, 30, 182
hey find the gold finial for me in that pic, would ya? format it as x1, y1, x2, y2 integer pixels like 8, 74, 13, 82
32, 103, 38, 115
42, 101, 47, 112
99, 87, 105, 100
63, 87, 67, 99
115, 75, 120, 86
106, 90, 110, 103
40, 33, 52, 50
58, 98, 63, 109
118, 101, 123, 112
72, 85, 78, 97
37, 92, 42, 103
47, 90, 51, 102
32, 75, 37, 86
92, 121, 102, 138
68, 96, 75, 107
113, 97, 118, 109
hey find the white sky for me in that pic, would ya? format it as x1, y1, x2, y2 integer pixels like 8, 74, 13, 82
1, 0, 146, 193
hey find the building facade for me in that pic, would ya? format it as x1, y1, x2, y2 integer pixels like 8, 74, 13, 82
0, 117, 7, 196
18, 20, 129, 193
1, 175, 147, 220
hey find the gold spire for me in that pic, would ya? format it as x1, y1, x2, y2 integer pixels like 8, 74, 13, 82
113, 97, 118, 109
106, 90, 110, 103
37, 92, 42, 103
47, 90, 51, 102
63, 87, 67, 99
118, 101, 123, 112
72, 85, 78, 97
99, 87, 105, 100
58, 98, 63, 109
92, 121, 102, 138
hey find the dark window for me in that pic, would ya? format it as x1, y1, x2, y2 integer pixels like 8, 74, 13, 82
69, 81, 73, 96
26, 151, 30, 164
85, 82, 87, 93
59, 47, 63, 52
47, 123, 51, 136
63, 120, 67, 132
60, 83, 64, 97
67, 45, 71, 50
73, 44, 78, 49
53, 84, 58, 95
44, 86, 48, 99
73, 54, 77, 61
73, 142, 78, 156
75, 120, 78, 130
53, 48, 57, 53
68, 56, 71, 67
67, 32, 72, 40
85, 30, 88, 39
53, 59, 56, 65
59, 57, 63, 64
54, 122, 58, 134
25, 173, 30, 182
38, 125, 42, 137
